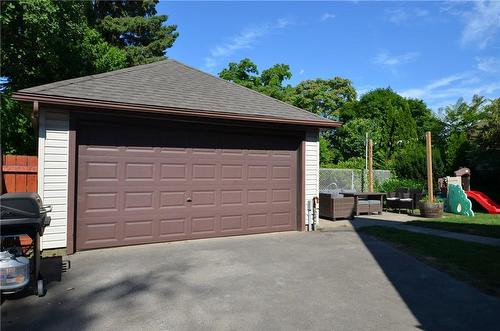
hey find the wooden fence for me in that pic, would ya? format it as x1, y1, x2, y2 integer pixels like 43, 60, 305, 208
1, 155, 38, 194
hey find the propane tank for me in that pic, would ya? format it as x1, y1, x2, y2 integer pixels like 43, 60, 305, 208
0, 250, 30, 292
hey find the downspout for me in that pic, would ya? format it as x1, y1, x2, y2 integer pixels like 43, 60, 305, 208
32, 101, 39, 136
307, 200, 312, 231
313, 196, 319, 230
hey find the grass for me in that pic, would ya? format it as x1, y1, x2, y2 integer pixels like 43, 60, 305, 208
358, 226, 500, 297
407, 213, 500, 239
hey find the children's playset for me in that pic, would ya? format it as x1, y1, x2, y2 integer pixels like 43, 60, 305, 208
439, 167, 500, 216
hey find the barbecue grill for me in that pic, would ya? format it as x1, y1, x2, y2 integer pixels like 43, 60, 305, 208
0, 192, 51, 296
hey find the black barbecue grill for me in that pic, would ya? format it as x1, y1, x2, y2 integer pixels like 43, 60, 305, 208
0, 192, 52, 296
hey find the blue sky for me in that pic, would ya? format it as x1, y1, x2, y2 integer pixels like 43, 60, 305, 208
158, 1, 500, 112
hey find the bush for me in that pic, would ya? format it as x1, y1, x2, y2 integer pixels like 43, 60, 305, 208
377, 177, 424, 193
321, 157, 365, 169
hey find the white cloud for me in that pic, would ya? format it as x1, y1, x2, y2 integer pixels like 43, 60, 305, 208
461, 0, 500, 49
426, 73, 469, 90
477, 56, 500, 73
299, 69, 305, 75
373, 51, 419, 66
386, 8, 429, 24
320, 13, 336, 22
204, 18, 291, 69
399, 71, 500, 111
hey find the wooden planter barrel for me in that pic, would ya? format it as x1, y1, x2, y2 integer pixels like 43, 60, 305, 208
418, 201, 444, 218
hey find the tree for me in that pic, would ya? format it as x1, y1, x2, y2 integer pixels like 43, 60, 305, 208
0, 0, 178, 154
292, 77, 356, 120
0, 93, 35, 155
441, 96, 488, 172
335, 118, 382, 161
477, 98, 500, 149
406, 98, 444, 141
352, 88, 418, 159
438, 96, 500, 201
1, 0, 127, 90
393, 143, 445, 187
218, 58, 260, 89
218, 58, 294, 101
89, 0, 178, 66
319, 136, 335, 165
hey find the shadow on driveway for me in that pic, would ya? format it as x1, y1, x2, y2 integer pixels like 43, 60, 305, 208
2, 229, 500, 330
347, 218, 500, 331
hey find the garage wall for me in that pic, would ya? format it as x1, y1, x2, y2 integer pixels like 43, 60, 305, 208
304, 129, 320, 224
38, 109, 69, 249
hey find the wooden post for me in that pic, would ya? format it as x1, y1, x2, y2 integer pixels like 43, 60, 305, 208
368, 139, 373, 192
425, 131, 434, 203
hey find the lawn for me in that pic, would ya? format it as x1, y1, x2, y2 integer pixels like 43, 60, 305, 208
359, 226, 500, 297
407, 213, 500, 238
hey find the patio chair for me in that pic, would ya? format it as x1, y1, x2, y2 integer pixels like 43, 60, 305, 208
385, 191, 400, 211
319, 190, 355, 221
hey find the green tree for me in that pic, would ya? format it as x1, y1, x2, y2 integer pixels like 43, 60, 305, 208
474, 98, 500, 150
353, 88, 418, 159
441, 96, 488, 172
319, 136, 335, 165
0, 0, 177, 154
89, 0, 178, 66
0, 92, 35, 155
406, 98, 444, 141
218, 58, 294, 101
1, 0, 127, 90
292, 77, 356, 120
441, 96, 500, 201
393, 143, 445, 186
335, 118, 382, 161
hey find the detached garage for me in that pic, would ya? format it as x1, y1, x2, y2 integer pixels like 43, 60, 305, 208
13, 60, 340, 253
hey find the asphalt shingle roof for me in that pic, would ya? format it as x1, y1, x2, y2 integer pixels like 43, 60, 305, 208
17, 59, 337, 126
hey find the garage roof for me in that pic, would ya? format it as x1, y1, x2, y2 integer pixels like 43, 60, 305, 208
13, 59, 340, 128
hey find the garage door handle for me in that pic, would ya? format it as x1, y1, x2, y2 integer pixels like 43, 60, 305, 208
186, 197, 192, 202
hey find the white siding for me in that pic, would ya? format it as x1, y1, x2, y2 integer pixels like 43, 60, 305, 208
305, 130, 319, 224
38, 110, 69, 249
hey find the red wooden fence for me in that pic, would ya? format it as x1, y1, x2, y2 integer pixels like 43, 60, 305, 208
1, 155, 38, 194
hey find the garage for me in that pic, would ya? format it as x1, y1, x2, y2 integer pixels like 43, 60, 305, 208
13, 59, 340, 253
76, 117, 300, 250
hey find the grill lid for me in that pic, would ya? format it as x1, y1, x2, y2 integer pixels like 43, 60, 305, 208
0, 193, 46, 219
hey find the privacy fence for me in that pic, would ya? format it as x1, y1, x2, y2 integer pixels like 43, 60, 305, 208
319, 168, 392, 192
1, 155, 38, 194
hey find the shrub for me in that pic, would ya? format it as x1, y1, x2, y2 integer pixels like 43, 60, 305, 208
321, 157, 365, 169
377, 177, 424, 193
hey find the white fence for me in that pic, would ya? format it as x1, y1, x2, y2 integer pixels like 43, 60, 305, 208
319, 168, 392, 192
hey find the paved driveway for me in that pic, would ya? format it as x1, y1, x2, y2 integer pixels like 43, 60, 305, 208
2, 230, 500, 331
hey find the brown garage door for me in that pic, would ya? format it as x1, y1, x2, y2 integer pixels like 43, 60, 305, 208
76, 118, 300, 250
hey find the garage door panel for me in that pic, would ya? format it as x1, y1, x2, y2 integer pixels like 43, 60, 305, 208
84, 192, 119, 213
271, 212, 293, 227
123, 192, 155, 211
159, 218, 188, 238
77, 217, 121, 249
76, 122, 299, 250
161, 163, 188, 181
122, 219, 154, 241
160, 191, 187, 208
191, 216, 217, 234
247, 213, 269, 230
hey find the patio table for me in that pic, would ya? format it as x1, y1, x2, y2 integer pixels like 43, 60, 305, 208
341, 192, 386, 216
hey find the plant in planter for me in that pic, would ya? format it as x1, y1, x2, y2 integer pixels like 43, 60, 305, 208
418, 196, 444, 218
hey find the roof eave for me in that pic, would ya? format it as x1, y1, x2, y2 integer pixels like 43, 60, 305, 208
12, 92, 342, 129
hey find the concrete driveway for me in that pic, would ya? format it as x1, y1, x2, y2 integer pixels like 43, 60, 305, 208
2, 230, 500, 331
